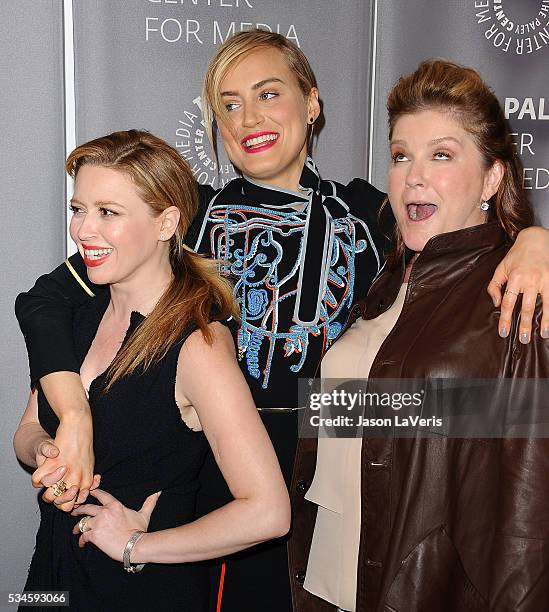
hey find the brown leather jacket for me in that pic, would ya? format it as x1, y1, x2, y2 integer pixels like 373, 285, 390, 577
289, 222, 549, 612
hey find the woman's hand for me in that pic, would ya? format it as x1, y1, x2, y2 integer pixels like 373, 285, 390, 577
488, 226, 549, 342
38, 465, 101, 503
34, 437, 78, 505
32, 372, 95, 511
71, 489, 161, 562
34, 437, 60, 471
14, 389, 97, 509
33, 413, 95, 512
33, 437, 100, 508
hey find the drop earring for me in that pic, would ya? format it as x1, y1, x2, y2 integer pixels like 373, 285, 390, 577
480, 201, 489, 211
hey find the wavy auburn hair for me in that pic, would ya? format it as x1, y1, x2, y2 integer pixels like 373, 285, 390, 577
385, 59, 533, 266
66, 130, 239, 389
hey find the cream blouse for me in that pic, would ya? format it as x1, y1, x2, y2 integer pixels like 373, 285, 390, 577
303, 284, 408, 611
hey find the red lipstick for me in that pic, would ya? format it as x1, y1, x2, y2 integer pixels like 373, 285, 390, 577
240, 131, 279, 154
82, 245, 113, 268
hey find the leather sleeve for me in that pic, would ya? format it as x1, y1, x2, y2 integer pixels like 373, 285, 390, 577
14, 253, 103, 386
490, 301, 549, 610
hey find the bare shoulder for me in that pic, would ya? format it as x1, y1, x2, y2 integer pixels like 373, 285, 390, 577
179, 321, 236, 364
177, 321, 241, 393
176, 321, 254, 424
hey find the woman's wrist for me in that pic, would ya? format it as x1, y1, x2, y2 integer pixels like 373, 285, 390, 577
125, 530, 149, 565
40, 372, 91, 421
59, 408, 93, 427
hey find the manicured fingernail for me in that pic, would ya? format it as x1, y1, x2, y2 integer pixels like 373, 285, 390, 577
520, 332, 529, 344
492, 296, 498, 307
499, 326, 508, 338
542, 328, 549, 339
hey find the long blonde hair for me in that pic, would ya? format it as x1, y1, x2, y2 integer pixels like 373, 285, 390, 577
66, 130, 239, 389
202, 29, 318, 161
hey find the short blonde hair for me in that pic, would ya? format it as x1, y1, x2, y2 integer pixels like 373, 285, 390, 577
202, 29, 318, 158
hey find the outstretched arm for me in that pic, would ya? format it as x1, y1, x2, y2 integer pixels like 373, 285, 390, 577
15, 253, 104, 510
488, 226, 549, 342
72, 322, 290, 564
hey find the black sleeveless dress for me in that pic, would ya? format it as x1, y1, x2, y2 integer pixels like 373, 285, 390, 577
23, 292, 211, 611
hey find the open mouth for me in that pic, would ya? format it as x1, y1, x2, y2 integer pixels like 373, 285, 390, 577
407, 202, 437, 222
241, 132, 279, 153
83, 247, 113, 267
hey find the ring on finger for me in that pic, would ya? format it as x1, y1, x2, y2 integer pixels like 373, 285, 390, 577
490, 279, 503, 289
78, 515, 92, 534
50, 480, 68, 497
505, 289, 520, 296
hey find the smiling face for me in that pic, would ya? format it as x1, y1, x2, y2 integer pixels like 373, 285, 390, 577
388, 109, 503, 252
217, 46, 319, 192
69, 165, 170, 287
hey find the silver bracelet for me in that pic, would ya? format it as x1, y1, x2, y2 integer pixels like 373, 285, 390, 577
123, 530, 146, 573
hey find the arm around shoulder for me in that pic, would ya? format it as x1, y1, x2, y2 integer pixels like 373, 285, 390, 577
184, 184, 216, 250
347, 177, 394, 258
15, 253, 99, 508
15, 252, 104, 385
489, 226, 549, 341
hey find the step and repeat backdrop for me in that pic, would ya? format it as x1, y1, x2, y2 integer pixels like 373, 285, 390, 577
2, 0, 547, 597
72, 0, 375, 191
71, 0, 548, 224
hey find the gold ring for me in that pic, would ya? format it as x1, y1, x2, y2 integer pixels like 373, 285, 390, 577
490, 279, 503, 289
78, 516, 91, 534
50, 480, 68, 497
505, 289, 520, 296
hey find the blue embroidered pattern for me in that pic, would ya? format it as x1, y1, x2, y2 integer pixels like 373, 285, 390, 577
202, 202, 371, 389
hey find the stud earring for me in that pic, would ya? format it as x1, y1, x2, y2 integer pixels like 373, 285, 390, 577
160, 233, 165, 241
480, 201, 490, 211
308, 116, 314, 124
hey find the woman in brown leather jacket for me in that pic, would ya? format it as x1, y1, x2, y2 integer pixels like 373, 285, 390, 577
290, 60, 549, 612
